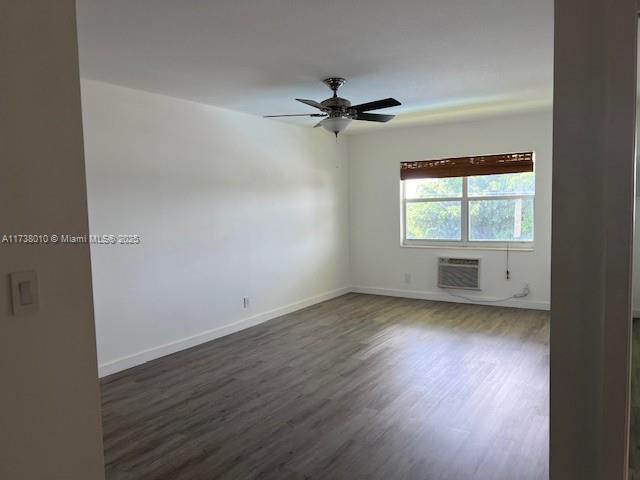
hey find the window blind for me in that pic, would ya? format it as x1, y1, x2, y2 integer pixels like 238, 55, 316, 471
400, 152, 533, 180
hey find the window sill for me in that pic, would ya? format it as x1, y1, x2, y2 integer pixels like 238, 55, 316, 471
400, 242, 534, 252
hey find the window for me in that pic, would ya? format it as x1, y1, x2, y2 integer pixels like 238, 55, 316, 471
401, 153, 535, 246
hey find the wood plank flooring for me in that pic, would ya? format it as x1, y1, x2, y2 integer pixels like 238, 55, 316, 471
101, 293, 550, 480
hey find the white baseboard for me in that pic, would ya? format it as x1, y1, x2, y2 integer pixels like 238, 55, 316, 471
351, 286, 550, 311
99, 284, 550, 377
98, 286, 351, 377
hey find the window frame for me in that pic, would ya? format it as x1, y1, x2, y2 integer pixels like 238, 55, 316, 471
401, 175, 535, 249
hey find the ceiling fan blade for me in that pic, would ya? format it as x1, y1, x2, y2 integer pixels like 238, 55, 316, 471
264, 113, 326, 118
352, 97, 401, 112
296, 98, 326, 111
354, 112, 395, 123
313, 119, 325, 128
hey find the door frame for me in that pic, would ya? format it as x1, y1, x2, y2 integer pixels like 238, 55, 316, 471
550, 0, 638, 478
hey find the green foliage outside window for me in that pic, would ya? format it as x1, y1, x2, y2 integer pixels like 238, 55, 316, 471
404, 172, 534, 242
406, 201, 461, 240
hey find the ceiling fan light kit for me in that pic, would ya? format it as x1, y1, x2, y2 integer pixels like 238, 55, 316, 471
264, 77, 401, 137
318, 116, 352, 136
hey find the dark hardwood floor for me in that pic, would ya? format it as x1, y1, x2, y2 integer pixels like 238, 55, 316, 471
101, 293, 549, 480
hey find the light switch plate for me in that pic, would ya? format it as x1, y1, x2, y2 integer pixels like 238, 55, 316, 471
10, 270, 39, 316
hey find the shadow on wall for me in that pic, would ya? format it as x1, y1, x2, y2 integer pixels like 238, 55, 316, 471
81, 79, 351, 375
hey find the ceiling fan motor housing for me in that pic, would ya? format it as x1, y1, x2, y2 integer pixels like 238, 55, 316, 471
322, 78, 353, 118
321, 96, 352, 117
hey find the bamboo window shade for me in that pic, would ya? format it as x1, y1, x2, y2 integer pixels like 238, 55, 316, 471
400, 152, 534, 180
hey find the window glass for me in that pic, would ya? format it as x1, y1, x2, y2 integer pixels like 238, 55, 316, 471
468, 197, 534, 241
404, 177, 463, 199
405, 201, 462, 240
468, 172, 534, 197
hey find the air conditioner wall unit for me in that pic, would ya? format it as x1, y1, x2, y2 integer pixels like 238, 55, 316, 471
438, 257, 481, 290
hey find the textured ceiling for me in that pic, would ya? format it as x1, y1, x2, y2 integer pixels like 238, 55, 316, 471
76, 0, 553, 130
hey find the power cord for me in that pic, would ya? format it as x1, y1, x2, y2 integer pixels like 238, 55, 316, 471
446, 283, 530, 304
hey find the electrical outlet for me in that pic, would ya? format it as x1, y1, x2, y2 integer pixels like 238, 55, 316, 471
404, 273, 411, 284
513, 283, 530, 298
243, 297, 250, 308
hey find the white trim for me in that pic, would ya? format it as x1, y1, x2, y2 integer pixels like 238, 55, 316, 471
400, 242, 534, 252
351, 285, 550, 311
98, 284, 550, 377
97, 286, 351, 377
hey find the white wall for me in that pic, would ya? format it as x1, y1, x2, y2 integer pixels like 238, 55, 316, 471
81, 79, 350, 376
347, 110, 552, 309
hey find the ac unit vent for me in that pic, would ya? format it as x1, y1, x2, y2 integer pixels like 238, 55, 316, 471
438, 257, 480, 290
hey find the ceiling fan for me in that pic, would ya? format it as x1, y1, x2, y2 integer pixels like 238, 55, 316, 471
264, 78, 401, 137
